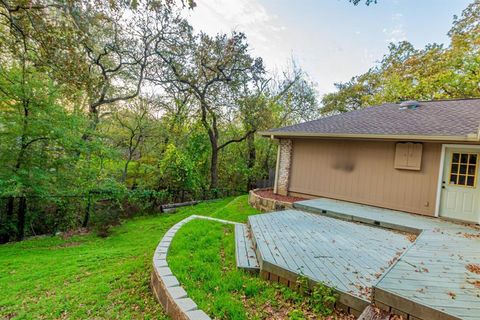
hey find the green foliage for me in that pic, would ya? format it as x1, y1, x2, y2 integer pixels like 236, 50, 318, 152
0, 195, 244, 319
0, 66, 84, 197
158, 144, 200, 191
90, 199, 122, 237
296, 275, 338, 316
0, 0, 320, 242
289, 309, 307, 320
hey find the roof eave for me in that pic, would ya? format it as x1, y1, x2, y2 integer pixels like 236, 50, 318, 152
258, 131, 480, 142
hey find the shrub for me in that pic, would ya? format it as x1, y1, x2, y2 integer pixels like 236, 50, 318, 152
296, 275, 338, 316
90, 199, 122, 237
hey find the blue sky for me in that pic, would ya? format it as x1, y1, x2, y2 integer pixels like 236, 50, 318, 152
187, 0, 471, 95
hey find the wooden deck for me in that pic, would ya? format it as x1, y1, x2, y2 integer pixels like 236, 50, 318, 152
241, 198, 480, 319
375, 228, 480, 320
248, 210, 412, 312
234, 224, 260, 272
294, 198, 467, 234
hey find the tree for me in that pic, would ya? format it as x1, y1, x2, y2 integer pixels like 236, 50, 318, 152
110, 98, 154, 185
238, 60, 318, 189
151, 30, 265, 189
0, 66, 83, 241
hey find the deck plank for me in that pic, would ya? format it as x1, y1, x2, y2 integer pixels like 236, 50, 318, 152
248, 210, 412, 303
249, 198, 480, 319
294, 198, 470, 233
375, 230, 480, 320
234, 224, 259, 272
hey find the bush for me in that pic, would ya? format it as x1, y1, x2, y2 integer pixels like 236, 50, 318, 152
296, 276, 338, 316
90, 199, 122, 237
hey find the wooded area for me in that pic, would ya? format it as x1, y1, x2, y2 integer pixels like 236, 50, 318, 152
0, 0, 318, 242
1, 0, 479, 243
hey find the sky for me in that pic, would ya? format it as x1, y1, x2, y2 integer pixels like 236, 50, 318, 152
186, 0, 472, 96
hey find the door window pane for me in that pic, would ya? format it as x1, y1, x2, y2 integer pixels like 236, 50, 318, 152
450, 174, 458, 184
467, 176, 475, 187
452, 153, 460, 163
468, 165, 476, 175
469, 154, 477, 164
449, 152, 478, 188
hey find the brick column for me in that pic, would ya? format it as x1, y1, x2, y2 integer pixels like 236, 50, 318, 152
274, 139, 292, 196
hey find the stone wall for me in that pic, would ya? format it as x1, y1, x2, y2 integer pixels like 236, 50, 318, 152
151, 215, 240, 320
274, 139, 293, 196
248, 188, 293, 212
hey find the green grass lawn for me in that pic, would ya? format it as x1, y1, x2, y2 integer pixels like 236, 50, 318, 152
0, 195, 341, 320
0, 196, 254, 319
168, 219, 325, 320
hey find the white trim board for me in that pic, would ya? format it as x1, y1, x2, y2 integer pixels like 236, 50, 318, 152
434, 143, 480, 218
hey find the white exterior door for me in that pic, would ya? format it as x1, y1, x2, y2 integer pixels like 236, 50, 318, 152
440, 148, 480, 223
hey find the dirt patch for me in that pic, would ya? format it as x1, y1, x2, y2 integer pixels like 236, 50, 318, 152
0, 312, 17, 320
59, 228, 89, 240
242, 292, 354, 320
466, 263, 480, 274
254, 189, 306, 203
56, 241, 82, 249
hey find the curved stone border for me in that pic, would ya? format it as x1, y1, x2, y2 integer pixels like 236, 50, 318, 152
248, 188, 294, 212
151, 215, 240, 320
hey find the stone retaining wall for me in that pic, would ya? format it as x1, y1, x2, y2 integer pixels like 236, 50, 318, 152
248, 188, 294, 212
150, 215, 239, 320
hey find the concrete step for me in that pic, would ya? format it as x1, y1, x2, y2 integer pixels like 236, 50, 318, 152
234, 224, 260, 272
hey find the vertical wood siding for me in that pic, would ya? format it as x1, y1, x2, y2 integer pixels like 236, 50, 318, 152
288, 139, 442, 216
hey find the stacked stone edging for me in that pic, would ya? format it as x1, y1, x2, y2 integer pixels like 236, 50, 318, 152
248, 188, 294, 212
150, 215, 240, 320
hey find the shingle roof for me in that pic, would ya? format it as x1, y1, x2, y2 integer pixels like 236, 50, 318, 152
263, 99, 480, 140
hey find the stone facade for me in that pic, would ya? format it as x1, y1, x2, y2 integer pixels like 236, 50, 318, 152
274, 139, 292, 196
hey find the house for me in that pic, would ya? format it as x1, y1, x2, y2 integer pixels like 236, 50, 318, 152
260, 98, 480, 224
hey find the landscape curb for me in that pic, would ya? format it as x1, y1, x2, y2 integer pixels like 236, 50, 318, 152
150, 215, 240, 320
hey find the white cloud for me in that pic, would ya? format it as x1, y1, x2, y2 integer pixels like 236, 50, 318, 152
184, 0, 383, 96
383, 13, 407, 43
185, 0, 290, 71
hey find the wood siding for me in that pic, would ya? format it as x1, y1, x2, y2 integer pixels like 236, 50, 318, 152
288, 139, 442, 216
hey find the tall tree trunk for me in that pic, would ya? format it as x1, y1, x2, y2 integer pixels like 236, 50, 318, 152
82, 192, 92, 228
201, 100, 220, 191
81, 105, 100, 142
16, 196, 26, 241
246, 133, 256, 190
121, 157, 132, 184
2, 197, 15, 243
210, 144, 219, 190
5, 197, 14, 220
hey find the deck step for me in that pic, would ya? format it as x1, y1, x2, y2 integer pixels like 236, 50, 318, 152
234, 224, 260, 272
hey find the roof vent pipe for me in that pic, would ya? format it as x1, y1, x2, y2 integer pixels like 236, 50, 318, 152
399, 100, 420, 110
